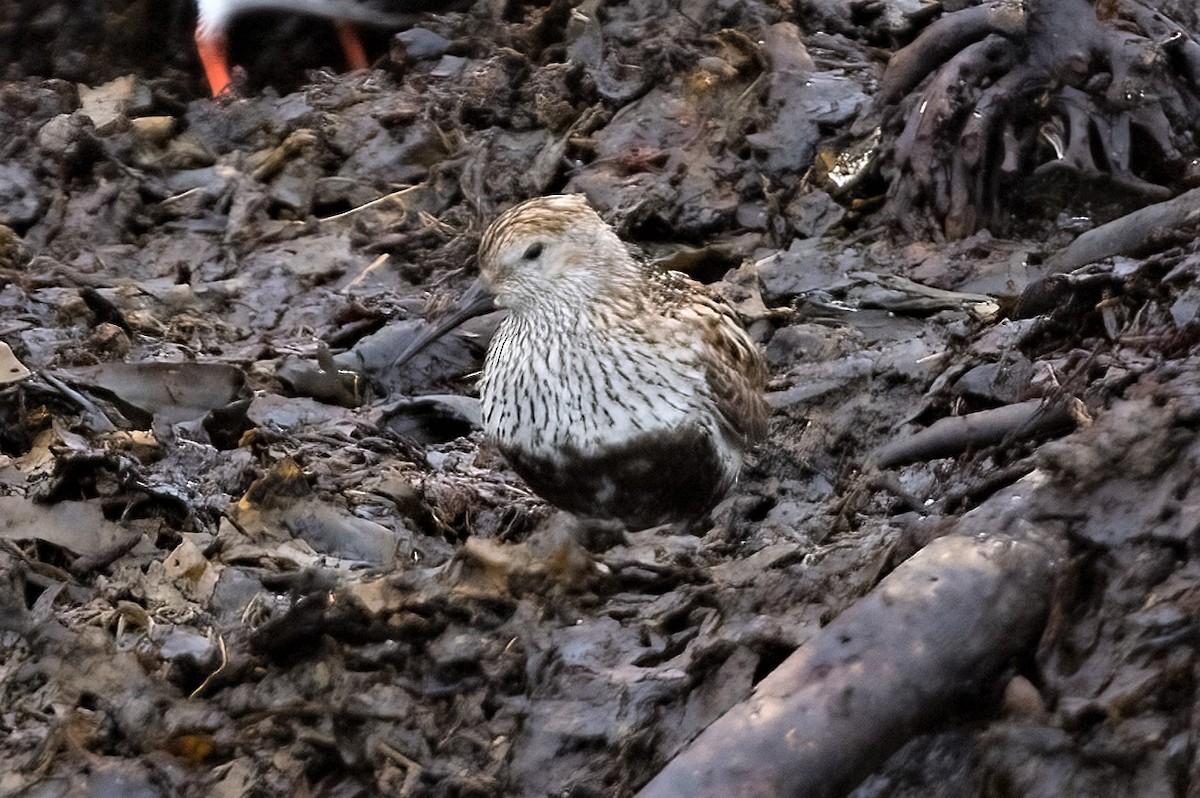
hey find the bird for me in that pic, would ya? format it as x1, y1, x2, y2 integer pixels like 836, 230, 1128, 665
193, 0, 417, 96
391, 194, 768, 530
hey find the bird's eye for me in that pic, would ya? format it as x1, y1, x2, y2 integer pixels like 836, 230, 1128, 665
522, 242, 544, 260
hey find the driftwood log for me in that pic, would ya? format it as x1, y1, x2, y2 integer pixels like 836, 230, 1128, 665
1014, 187, 1200, 315
873, 397, 1087, 468
636, 520, 1061, 798
1043, 185, 1200, 274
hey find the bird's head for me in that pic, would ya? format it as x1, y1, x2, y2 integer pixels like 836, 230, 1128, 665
477, 194, 635, 310
388, 194, 632, 372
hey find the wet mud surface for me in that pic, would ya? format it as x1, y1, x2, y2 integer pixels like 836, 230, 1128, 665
3, 0, 1200, 796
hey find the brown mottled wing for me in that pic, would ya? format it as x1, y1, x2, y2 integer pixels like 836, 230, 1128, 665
649, 267, 769, 446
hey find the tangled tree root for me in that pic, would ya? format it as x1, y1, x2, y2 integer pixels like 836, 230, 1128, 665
860, 0, 1200, 238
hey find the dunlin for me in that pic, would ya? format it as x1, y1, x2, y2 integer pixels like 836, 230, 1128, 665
393, 194, 768, 529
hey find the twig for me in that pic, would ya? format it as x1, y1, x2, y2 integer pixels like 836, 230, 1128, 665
190, 634, 228, 698
342, 253, 392, 292
68, 530, 142, 577
320, 184, 421, 222
35, 372, 119, 432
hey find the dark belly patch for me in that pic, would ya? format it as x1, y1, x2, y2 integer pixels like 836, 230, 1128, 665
501, 427, 732, 529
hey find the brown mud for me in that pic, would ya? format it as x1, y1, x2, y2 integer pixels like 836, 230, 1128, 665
2, 1, 1200, 796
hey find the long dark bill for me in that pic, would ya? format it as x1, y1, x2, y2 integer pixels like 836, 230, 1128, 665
389, 278, 497, 371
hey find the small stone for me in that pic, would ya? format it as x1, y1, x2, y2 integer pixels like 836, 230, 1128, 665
1002, 674, 1048, 721
393, 27, 452, 60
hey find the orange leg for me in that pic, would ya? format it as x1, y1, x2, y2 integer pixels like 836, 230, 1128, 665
334, 20, 370, 71
195, 28, 233, 96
